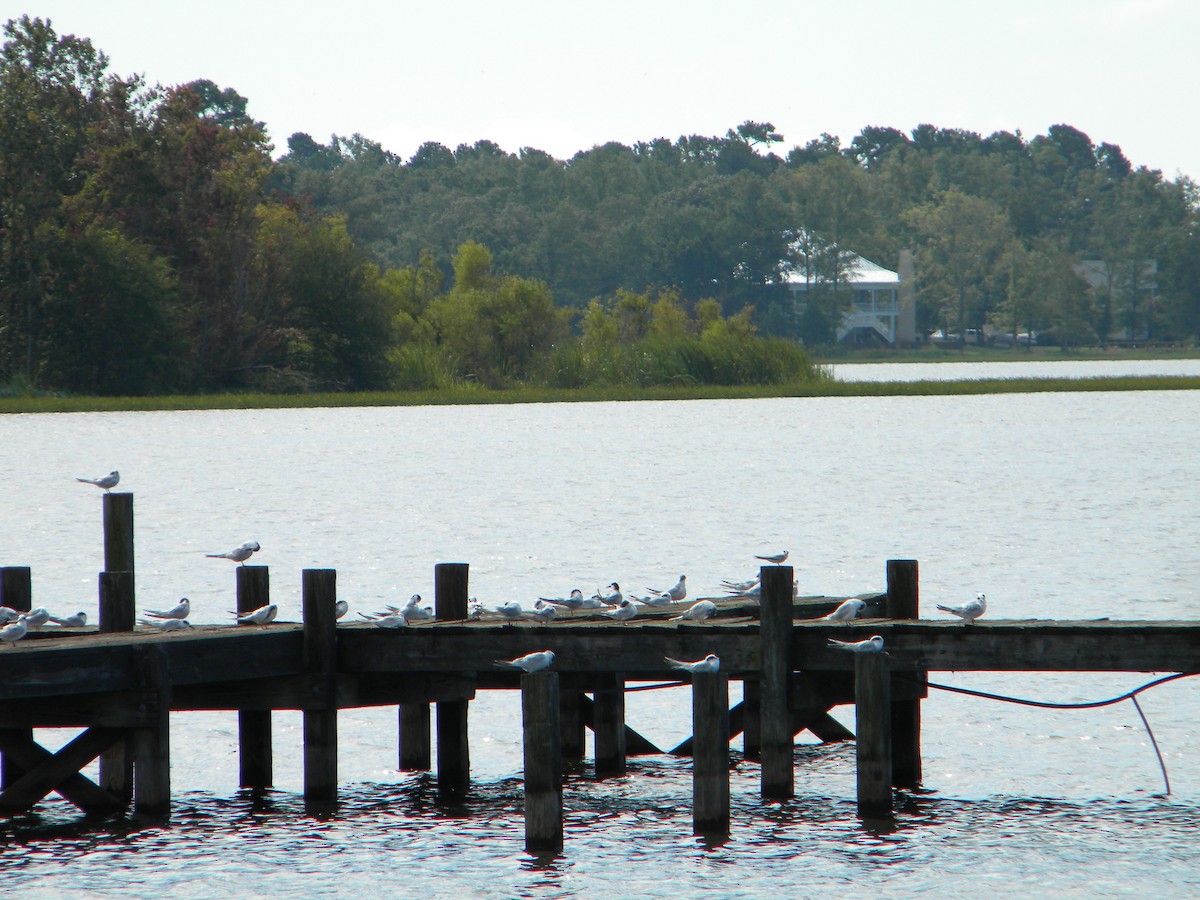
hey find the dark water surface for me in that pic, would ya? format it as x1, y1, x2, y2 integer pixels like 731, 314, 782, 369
2, 385, 1198, 896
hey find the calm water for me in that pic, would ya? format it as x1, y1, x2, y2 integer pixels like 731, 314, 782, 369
2, 376, 1199, 897
827, 357, 1200, 382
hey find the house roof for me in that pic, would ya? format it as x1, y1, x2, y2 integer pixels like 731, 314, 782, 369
782, 253, 900, 287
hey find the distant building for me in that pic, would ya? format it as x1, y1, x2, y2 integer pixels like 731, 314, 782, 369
783, 251, 915, 346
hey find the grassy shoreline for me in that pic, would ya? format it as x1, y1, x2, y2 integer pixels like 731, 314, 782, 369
2, 374, 1197, 414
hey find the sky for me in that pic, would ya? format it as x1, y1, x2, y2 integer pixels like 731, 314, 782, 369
16, 0, 1200, 180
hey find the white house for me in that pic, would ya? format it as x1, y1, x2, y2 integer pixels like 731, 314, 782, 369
782, 251, 915, 345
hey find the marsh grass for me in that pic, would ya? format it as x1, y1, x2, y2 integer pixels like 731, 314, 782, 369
1, 375, 1196, 414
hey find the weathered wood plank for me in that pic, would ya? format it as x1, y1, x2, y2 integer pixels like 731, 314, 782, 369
760, 565, 794, 799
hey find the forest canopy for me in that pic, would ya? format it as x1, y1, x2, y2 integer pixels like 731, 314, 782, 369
3, 16, 1198, 395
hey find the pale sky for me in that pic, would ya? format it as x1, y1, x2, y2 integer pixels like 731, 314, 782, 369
17, 1, 1200, 180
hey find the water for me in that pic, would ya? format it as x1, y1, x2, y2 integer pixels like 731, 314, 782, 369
2, 379, 1199, 896
827, 357, 1200, 382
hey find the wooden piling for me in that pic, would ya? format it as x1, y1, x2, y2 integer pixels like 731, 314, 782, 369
132, 644, 171, 817
759, 565, 794, 799
0, 566, 32, 789
237, 566, 273, 789
560, 690, 586, 763
102, 492, 135, 576
435, 563, 470, 800
854, 650, 893, 819
886, 558, 922, 788
521, 670, 563, 852
302, 568, 338, 809
98, 570, 134, 802
742, 679, 761, 759
398, 705, 431, 771
692, 671, 730, 835
593, 674, 626, 777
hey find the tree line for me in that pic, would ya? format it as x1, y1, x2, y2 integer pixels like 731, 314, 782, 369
3, 16, 1197, 395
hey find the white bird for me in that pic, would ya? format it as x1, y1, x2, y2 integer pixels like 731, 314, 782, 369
496, 601, 524, 620
630, 592, 671, 607
601, 599, 638, 623
143, 598, 190, 620
756, 550, 789, 565
726, 583, 761, 599
575, 594, 604, 610
824, 598, 866, 622
48, 611, 88, 627
334, 600, 349, 619
721, 577, 759, 593
494, 650, 555, 673
206, 541, 261, 565
828, 634, 885, 653
22, 607, 50, 628
647, 575, 686, 602
231, 603, 277, 625
0, 616, 29, 647
664, 653, 720, 674
402, 593, 422, 608
0, 606, 21, 625
671, 599, 717, 622
139, 617, 191, 632
538, 589, 585, 610
593, 583, 622, 606
77, 470, 119, 491
528, 601, 558, 623
360, 611, 406, 628
937, 592, 987, 623
403, 604, 434, 625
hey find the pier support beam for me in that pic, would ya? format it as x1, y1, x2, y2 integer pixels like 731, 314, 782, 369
302, 569, 338, 812
132, 645, 171, 817
98, 570, 135, 803
559, 690, 586, 764
0, 566, 32, 789
742, 679, 761, 759
435, 563, 470, 800
692, 671, 730, 836
855, 651, 893, 820
398, 704, 431, 771
237, 566, 273, 789
593, 674, 626, 778
103, 492, 135, 577
886, 559, 922, 788
522, 670, 563, 852
759, 565, 794, 799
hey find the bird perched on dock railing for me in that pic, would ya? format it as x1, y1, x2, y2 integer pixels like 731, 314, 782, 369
823, 598, 866, 622
138, 617, 191, 632
142, 598, 190, 620
48, 611, 88, 627
494, 650, 555, 673
937, 592, 987, 623
664, 653, 720, 674
0, 615, 29, 647
827, 635, 884, 653
76, 470, 119, 492
592, 583, 622, 606
602, 599, 638, 623
230, 603, 278, 626
646, 575, 686, 603
670, 599, 717, 623
537, 589, 587, 610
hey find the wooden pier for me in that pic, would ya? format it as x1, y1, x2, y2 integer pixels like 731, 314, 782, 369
1, 493, 1198, 847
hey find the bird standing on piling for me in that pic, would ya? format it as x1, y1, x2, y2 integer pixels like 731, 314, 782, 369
937, 592, 987, 623
494, 650, 556, 673
143, 598, 190, 620
756, 550, 789, 565
206, 541, 261, 565
823, 598, 866, 622
828, 635, 885, 653
0, 616, 29, 647
670, 599, 717, 622
647, 575, 686, 603
664, 653, 720, 674
76, 470, 119, 492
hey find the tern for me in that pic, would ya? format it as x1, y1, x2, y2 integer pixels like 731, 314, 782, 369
143, 598, 190, 620
494, 650, 555, 673
496, 601, 524, 620
77, 470, 120, 492
403, 604, 434, 624
664, 653, 720, 674
48, 611, 88, 627
823, 598, 866, 622
206, 541, 261, 565
0, 606, 21, 625
671, 599, 717, 622
630, 593, 672, 607
828, 635, 885, 653
721, 578, 759, 593
756, 550, 789, 565
360, 611, 406, 628
937, 592, 987, 623
139, 617, 191, 632
538, 589, 586, 610
593, 583, 622, 606
602, 599, 638, 623
231, 603, 278, 625
22, 607, 50, 628
0, 616, 29, 647
647, 575, 686, 602
334, 600, 349, 619
528, 601, 558, 623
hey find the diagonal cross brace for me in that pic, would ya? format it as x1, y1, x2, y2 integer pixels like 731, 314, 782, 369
0, 726, 125, 815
